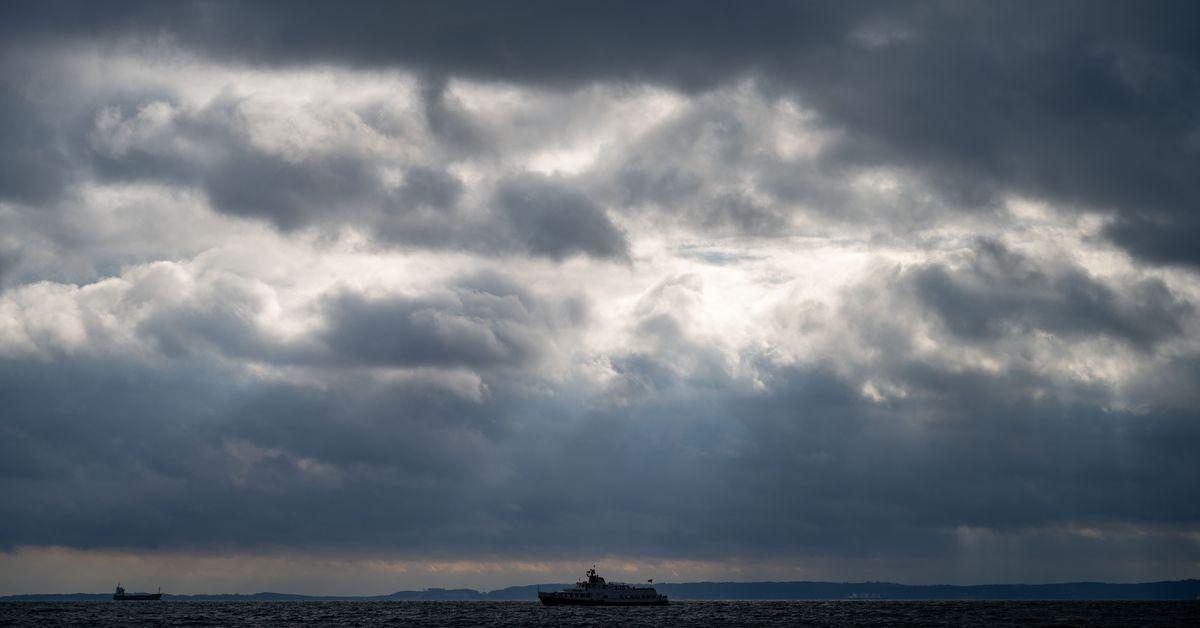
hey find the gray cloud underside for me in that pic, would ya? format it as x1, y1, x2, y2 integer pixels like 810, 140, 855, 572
4, 356, 1195, 557
5, 0, 1200, 265
910, 239, 1192, 350
1, 258, 1197, 572
136, 268, 587, 371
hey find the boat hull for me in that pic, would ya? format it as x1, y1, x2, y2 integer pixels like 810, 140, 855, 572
113, 593, 162, 601
538, 592, 667, 606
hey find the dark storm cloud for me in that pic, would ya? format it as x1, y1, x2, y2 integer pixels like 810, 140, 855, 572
369, 174, 632, 261
2, 331, 1198, 567
909, 239, 1193, 349
7, 1, 1199, 263
396, 167, 464, 211
83, 97, 629, 260
203, 151, 382, 231
0, 1, 846, 90
321, 272, 583, 369
799, 3, 1200, 266
87, 96, 386, 231
419, 76, 490, 155
0, 355, 510, 550
1104, 213, 1200, 268
0, 246, 19, 289
131, 268, 586, 371
494, 175, 629, 261
0, 85, 73, 205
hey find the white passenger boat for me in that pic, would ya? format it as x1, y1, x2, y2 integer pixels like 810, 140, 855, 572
538, 567, 668, 606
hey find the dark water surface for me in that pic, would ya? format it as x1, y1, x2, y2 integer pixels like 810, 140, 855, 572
2, 600, 1197, 626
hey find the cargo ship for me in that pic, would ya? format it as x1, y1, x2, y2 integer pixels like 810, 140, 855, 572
538, 567, 667, 606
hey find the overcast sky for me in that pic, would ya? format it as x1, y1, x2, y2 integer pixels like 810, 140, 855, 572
2, 0, 1199, 594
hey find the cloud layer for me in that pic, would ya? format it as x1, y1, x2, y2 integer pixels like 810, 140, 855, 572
1, 1, 1199, 591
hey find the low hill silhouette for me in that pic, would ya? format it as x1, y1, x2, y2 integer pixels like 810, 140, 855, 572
4, 579, 1199, 601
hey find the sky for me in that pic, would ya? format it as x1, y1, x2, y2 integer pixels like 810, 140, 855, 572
1, 0, 1199, 595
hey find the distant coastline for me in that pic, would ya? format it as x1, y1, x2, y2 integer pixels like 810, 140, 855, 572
4, 579, 1198, 602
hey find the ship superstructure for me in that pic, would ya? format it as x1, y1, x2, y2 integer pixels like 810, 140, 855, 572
537, 567, 668, 606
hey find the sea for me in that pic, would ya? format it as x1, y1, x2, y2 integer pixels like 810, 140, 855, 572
1, 600, 1198, 627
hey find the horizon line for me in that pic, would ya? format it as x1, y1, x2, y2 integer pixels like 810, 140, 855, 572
4, 577, 1198, 599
